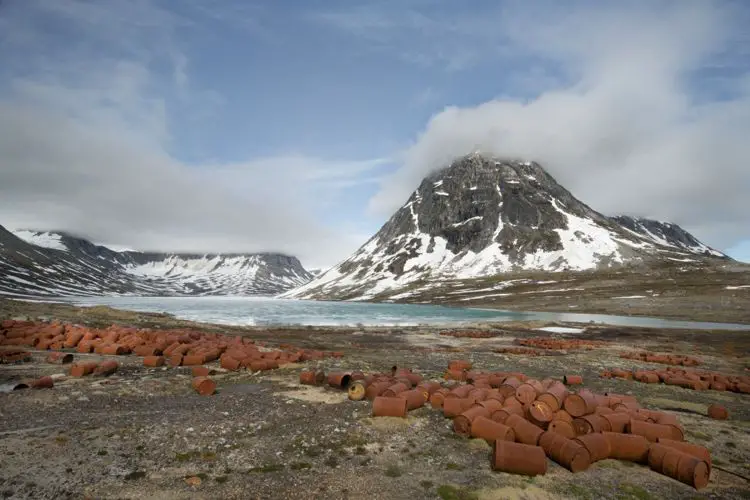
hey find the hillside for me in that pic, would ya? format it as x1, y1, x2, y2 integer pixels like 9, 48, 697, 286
0, 226, 312, 297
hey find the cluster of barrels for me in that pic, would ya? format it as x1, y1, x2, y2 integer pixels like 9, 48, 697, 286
299, 366, 437, 415
601, 365, 750, 394
300, 360, 712, 490
6, 353, 116, 391
1, 320, 340, 366
517, 337, 608, 351
68, 359, 119, 377
216, 343, 341, 373
1, 319, 342, 397
619, 351, 701, 366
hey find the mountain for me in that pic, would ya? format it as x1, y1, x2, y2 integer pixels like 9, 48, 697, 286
610, 216, 725, 257
282, 153, 728, 301
0, 226, 312, 297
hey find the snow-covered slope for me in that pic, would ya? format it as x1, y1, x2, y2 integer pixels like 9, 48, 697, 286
0, 226, 312, 297
281, 154, 728, 301
611, 216, 726, 258
12, 230, 68, 251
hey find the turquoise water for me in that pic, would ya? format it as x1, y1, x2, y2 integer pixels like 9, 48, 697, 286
52, 296, 750, 330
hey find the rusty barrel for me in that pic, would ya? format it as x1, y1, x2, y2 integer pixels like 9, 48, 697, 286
372, 396, 408, 418
192, 376, 216, 396
491, 441, 547, 476
470, 416, 515, 444
604, 432, 650, 463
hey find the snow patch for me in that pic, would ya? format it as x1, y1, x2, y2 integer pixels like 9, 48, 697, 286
537, 326, 584, 333
12, 230, 67, 251
522, 199, 624, 271
458, 292, 512, 301
451, 216, 483, 227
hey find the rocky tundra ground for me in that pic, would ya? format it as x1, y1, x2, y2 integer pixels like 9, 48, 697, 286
0, 300, 749, 500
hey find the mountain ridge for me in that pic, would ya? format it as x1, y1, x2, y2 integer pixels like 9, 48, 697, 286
0, 226, 312, 297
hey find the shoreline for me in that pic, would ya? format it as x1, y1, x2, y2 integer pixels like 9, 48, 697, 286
0, 296, 750, 332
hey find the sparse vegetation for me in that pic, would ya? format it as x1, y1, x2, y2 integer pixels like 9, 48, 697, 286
304, 446, 322, 458
247, 464, 284, 473
175, 451, 200, 462
617, 483, 656, 500
436, 484, 478, 500
384, 464, 402, 477
564, 483, 596, 500
686, 430, 711, 441
596, 460, 620, 469
124, 471, 146, 481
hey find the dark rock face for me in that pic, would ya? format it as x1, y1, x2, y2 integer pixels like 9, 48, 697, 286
284, 153, 728, 300
0, 226, 312, 297
412, 156, 632, 256
611, 216, 727, 258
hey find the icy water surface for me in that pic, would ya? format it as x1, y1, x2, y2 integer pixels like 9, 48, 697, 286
53, 296, 750, 330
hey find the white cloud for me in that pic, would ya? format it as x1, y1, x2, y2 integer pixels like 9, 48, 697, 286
0, 0, 384, 270
0, 85, 382, 269
368, 1, 750, 250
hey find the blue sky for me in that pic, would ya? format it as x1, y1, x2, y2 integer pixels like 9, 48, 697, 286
0, 0, 749, 268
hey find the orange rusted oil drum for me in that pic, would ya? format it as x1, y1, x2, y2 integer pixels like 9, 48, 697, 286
192, 376, 216, 396
372, 396, 408, 417
491, 441, 547, 476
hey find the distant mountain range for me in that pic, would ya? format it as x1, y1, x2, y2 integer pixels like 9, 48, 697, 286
1, 153, 730, 300
0, 226, 312, 297
282, 153, 728, 301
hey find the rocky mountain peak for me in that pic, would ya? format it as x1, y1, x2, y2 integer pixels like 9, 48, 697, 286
373, 154, 631, 266
283, 153, 729, 301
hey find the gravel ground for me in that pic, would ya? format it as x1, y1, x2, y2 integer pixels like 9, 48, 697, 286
1, 303, 749, 499
383, 262, 750, 325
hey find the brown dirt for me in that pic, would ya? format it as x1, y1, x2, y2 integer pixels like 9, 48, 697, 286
382, 261, 750, 325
